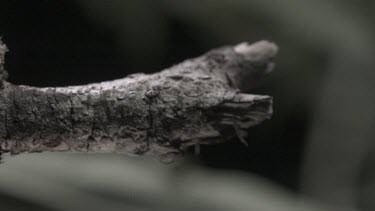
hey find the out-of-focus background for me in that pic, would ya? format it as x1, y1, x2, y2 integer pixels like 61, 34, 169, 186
1, 1, 375, 210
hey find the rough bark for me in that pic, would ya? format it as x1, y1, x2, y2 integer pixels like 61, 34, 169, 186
0, 39, 277, 162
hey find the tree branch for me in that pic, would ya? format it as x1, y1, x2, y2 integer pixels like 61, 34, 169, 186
0, 39, 277, 162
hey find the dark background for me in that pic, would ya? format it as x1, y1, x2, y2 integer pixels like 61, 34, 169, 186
0, 0, 306, 189
1, 1, 375, 210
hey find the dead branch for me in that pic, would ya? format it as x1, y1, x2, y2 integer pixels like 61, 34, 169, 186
0, 39, 277, 162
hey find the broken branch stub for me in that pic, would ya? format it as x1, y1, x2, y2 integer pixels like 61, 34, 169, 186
0, 38, 8, 88
0, 39, 277, 163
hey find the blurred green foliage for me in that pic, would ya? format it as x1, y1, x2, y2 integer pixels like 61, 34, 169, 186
0, 153, 328, 211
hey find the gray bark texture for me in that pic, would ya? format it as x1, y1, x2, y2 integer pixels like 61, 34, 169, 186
0, 39, 277, 162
